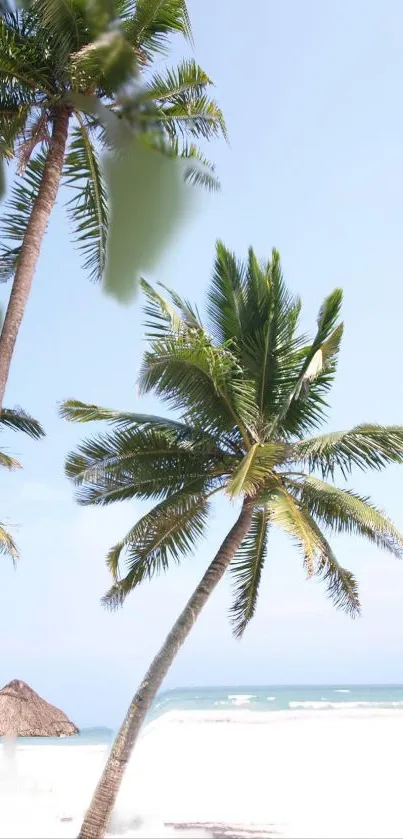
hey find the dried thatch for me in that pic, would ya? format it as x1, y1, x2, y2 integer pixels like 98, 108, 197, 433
0, 679, 79, 737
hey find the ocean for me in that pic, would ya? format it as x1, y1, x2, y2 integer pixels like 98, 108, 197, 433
1, 684, 403, 838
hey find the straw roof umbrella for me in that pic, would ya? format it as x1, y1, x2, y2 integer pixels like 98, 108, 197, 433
0, 680, 79, 737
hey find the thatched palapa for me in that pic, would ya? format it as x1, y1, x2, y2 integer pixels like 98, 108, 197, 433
0, 679, 79, 737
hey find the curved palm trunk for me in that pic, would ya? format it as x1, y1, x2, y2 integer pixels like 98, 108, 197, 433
78, 500, 254, 839
0, 109, 70, 410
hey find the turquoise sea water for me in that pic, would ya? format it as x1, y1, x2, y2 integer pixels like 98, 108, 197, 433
4, 684, 403, 747
149, 683, 403, 719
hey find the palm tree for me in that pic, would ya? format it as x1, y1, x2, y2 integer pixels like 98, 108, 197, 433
0, 0, 225, 409
0, 404, 44, 560
61, 242, 403, 838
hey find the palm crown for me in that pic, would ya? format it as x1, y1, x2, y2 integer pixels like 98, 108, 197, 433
62, 242, 403, 636
0, 0, 225, 284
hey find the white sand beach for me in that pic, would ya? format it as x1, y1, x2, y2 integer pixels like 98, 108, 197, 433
1, 709, 403, 839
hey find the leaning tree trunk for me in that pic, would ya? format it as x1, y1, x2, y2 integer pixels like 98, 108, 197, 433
78, 500, 254, 839
0, 108, 70, 410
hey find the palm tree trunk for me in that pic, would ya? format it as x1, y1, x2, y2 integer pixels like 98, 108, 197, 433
78, 499, 254, 839
0, 108, 70, 410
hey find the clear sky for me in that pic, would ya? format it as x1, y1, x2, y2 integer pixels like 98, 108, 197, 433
1, 0, 403, 728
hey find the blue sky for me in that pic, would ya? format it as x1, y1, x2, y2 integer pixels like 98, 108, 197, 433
1, 0, 403, 727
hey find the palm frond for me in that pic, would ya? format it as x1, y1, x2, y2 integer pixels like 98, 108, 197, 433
123, 0, 192, 61
63, 119, 108, 283
145, 59, 211, 101
227, 442, 289, 498
0, 452, 21, 470
288, 475, 403, 558
272, 289, 344, 436
31, 0, 89, 61
293, 425, 403, 479
229, 507, 269, 637
0, 11, 53, 96
0, 104, 31, 160
180, 142, 220, 192
139, 331, 258, 443
303, 512, 360, 616
69, 28, 136, 94
0, 151, 46, 283
0, 523, 18, 564
60, 398, 196, 436
141, 277, 201, 337
64, 421, 229, 504
267, 488, 319, 576
154, 91, 226, 142
102, 491, 209, 608
239, 248, 303, 421
206, 241, 247, 344
0, 407, 44, 438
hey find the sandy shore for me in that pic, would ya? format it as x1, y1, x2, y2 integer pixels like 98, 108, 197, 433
1, 710, 403, 838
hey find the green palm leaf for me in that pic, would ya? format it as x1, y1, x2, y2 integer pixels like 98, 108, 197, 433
288, 475, 403, 558
293, 425, 403, 479
60, 397, 199, 437
102, 491, 209, 608
30, 0, 88, 61
179, 142, 220, 192
123, 0, 192, 60
0, 152, 46, 282
304, 512, 360, 616
206, 241, 247, 344
273, 289, 344, 436
65, 422, 229, 504
229, 507, 269, 637
63, 119, 108, 283
0, 407, 44, 438
141, 277, 201, 337
139, 331, 258, 443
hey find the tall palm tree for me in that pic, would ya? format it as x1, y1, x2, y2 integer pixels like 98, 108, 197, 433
0, 0, 225, 409
61, 242, 403, 838
0, 404, 44, 560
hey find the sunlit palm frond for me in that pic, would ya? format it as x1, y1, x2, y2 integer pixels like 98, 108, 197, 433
229, 507, 269, 637
274, 289, 344, 436
0, 451, 21, 470
267, 488, 319, 576
304, 513, 361, 617
288, 475, 403, 558
0, 522, 18, 564
141, 277, 201, 337
227, 442, 289, 498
